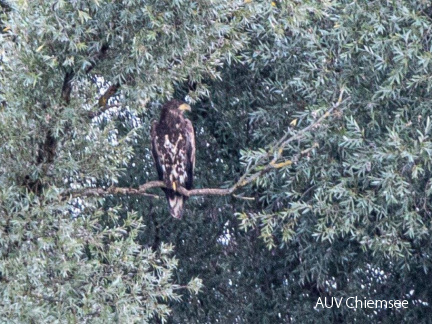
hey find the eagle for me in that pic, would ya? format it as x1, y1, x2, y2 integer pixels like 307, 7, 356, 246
151, 99, 195, 219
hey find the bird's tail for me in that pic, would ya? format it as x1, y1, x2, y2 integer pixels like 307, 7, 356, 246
165, 189, 184, 219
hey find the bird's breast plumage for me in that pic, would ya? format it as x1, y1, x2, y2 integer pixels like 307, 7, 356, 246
155, 119, 189, 189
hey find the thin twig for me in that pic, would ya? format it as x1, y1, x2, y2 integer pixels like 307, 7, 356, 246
237, 88, 348, 186
233, 194, 255, 201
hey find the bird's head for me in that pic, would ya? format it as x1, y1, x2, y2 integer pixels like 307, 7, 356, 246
162, 99, 191, 117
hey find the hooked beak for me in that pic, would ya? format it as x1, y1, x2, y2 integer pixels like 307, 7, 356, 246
178, 103, 191, 112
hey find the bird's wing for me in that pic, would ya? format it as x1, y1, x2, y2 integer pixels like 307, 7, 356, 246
151, 121, 164, 181
184, 118, 195, 190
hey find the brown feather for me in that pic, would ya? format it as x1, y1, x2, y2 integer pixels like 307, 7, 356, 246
150, 100, 195, 218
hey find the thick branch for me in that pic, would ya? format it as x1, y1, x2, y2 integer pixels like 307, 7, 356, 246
66, 182, 163, 199
62, 70, 74, 104
66, 181, 236, 199
36, 71, 75, 166
88, 83, 120, 118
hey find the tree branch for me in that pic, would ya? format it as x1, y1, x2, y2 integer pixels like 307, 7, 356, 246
88, 83, 120, 118
61, 70, 74, 104
65, 181, 236, 199
65, 182, 163, 199
36, 71, 74, 167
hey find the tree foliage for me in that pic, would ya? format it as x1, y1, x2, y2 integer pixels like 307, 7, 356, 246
1, 0, 432, 322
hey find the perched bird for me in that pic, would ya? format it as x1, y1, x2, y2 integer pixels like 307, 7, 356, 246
151, 99, 195, 218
